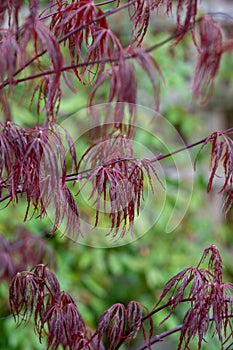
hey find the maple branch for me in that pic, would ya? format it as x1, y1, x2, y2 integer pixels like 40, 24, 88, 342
64, 132, 212, 182
0, 22, 200, 88
67, 126, 233, 182
114, 298, 193, 350
225, 341, 233, 350
137, 313, 233, 350
96, 0, 118, 6
150, 136, 209, 162
0, 193, 12, 203
145, 20, 200, 54
0, 189, 23, 204
0, 127, 232, 205
114, 293, 233, 349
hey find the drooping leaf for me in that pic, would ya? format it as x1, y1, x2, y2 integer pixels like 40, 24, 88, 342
96, 303, 127, 349
0, 29, 22, 85
50, 0, 108, 83
128, 0, 151, 45
193, 16, 223, 104
156, 245, 233, 350
195, 130, 233, 214
42, 290, 86, 350
176, 0, 199, 42
128, 47, 165, 110
0, 122, 81, 236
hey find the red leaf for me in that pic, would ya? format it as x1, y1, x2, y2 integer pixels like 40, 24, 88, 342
193, 16, 223, 104
128, 47, 165, 110
195, 130, 233, 214
50, 0, 108, 83
176, 0, 199, 42
156, 245, 229, 349
96, 303, 127, 349
128, 0, 151, 45
90, 56, 136, 111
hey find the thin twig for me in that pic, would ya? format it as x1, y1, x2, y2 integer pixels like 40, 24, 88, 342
137, 314, 233, 350
225, 341, 233, 350
96, 0, 118, 7
39, 0, 118, 21
137, 325, 183, 350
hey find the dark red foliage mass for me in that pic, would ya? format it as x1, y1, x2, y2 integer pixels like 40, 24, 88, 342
156, 245, 233, 350
76, 133, 162, 239
0, 122, 81, 235
7, 245, 233, 349
0, 228, 54, 281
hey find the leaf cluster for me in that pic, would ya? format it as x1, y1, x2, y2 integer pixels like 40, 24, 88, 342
6, 245, 233, 349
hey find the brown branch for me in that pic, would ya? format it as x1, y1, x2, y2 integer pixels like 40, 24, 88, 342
96, 0, 118, 6
0, 127, 232, 205
225, 341, 233, 350
137, 325, 183, 350
115, 295, 233, 349
0, 189, 23, 204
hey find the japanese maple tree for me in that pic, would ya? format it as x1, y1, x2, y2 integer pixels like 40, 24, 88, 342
0, 0, 233, 349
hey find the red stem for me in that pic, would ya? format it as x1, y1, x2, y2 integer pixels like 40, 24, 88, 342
137, 325, 183, 350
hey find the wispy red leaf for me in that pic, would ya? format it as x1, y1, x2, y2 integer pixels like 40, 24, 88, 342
176, 0, 199, 42
19, 14, 63, 117
0, 122, 80, 236
96, 303, 127, 349
128, 0, 151, 45
193, 16, 223, 104
50, 0, 108, 82
76, 135, 162, 239
156, 245, 232, 349
128, 47, 165, 110
0, 29, 21, 85
195, 130, 233, 214
43, 290, 86, 349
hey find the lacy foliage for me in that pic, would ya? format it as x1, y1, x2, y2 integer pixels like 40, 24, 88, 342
0, 0, 232, 237
0, 1, 232, 349
6, 245, 233, 349
0, 0, 230, 117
